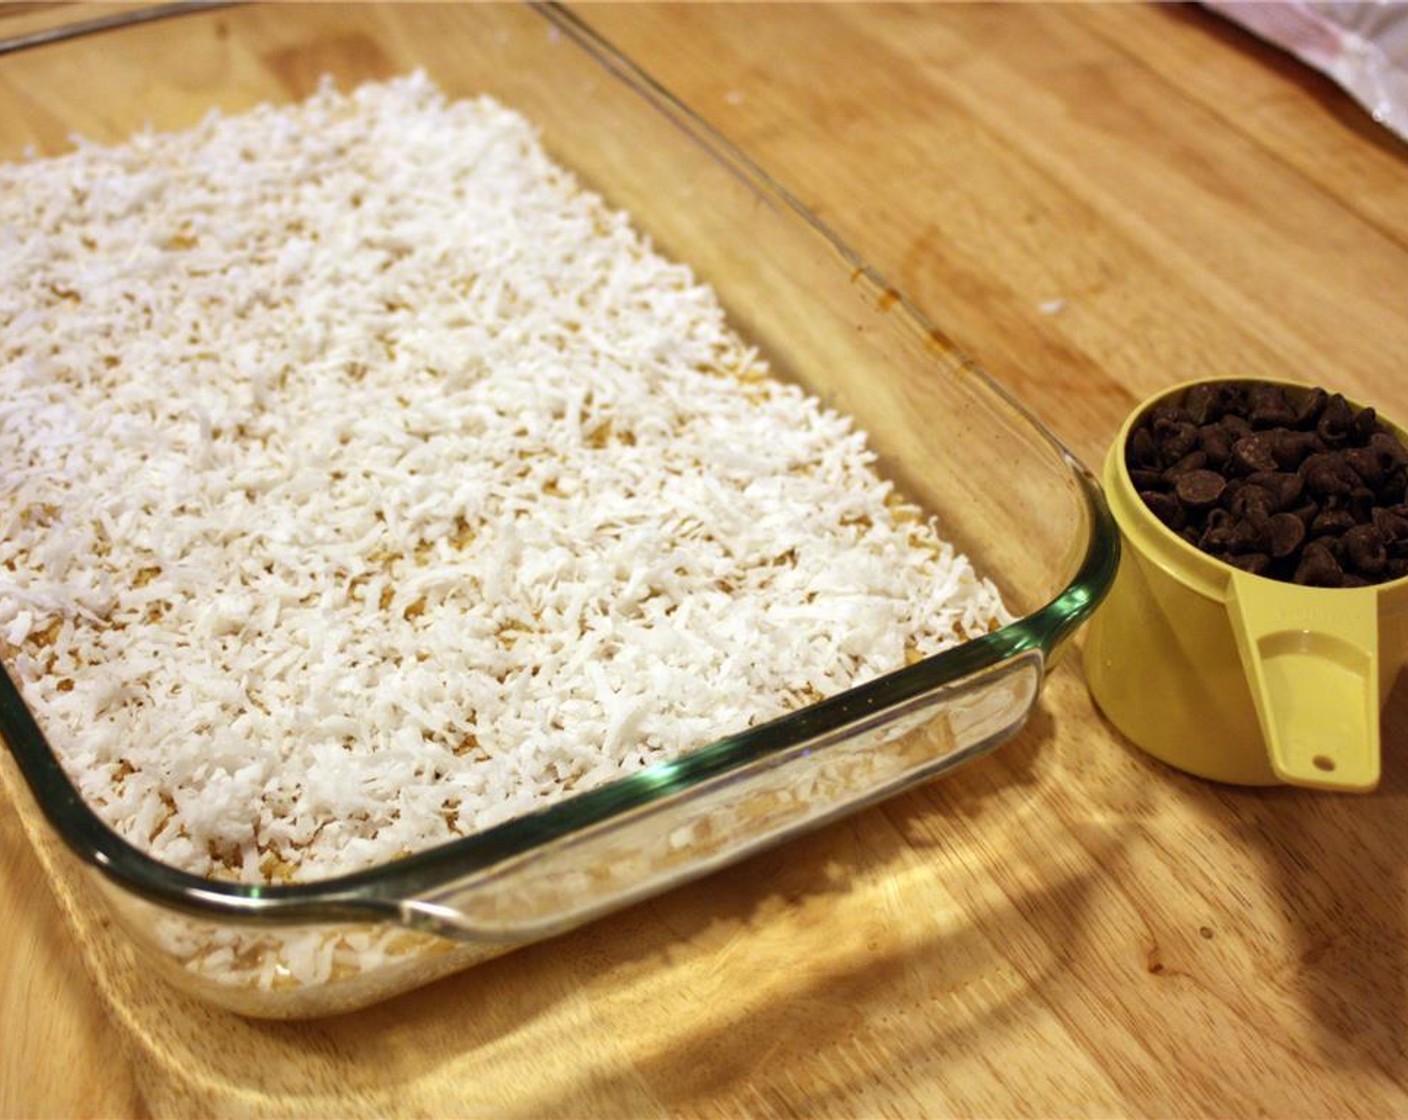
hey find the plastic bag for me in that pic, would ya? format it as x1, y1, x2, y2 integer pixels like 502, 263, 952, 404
1208, 2, 1408, 143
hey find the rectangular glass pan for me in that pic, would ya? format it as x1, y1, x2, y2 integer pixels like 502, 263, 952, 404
0, 2, 1117, 1018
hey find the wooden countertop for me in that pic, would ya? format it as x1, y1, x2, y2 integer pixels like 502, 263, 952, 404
3, 3, 1408, 1116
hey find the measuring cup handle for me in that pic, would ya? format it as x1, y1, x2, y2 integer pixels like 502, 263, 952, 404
1226, 572, 1380, 791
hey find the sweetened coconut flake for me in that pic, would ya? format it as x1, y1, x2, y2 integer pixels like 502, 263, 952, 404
0, 74, 1010, 884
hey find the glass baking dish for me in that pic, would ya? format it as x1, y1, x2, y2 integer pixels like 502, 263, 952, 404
0, 2, 1118, 1018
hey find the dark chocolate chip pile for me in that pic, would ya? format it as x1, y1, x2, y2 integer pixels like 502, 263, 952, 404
1126, 382, 1408, 587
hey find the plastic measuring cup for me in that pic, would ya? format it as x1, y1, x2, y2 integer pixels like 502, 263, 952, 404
1084, 378, 1408, 791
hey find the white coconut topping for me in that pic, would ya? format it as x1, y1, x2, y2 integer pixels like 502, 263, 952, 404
0, 74, 1009, 884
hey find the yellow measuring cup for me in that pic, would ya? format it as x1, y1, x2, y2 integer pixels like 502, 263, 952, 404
1084, 378, 1408, 791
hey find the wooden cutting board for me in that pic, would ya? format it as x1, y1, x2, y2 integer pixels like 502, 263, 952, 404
4, 4, 1408, 1116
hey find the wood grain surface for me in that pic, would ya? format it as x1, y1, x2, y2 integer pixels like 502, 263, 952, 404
3, 3, 1408, 1117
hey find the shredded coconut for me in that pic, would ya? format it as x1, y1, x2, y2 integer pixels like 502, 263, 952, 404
0, 74, 1009, 885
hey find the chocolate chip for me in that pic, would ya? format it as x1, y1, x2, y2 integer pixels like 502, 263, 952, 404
1230, 484, 1275, 520
1174, 469, 1226, 509
1267, 513, 1306, 559
1370, 430, 1408, 468
1228, 508, 1271, 554
1140, 490, 1185, 530
1157, 421, 1200, 465
1293, 387, 1328, 428
1231, 433, 1279, 474
1316, 394, 1356, 446
1343, 445, 1389, 487
1295, 542, 1344, 587
1308, 534, 1345, 563
1200, 528, 1232, 554
1248, 384, 1297, 428
1129, 426, 1159, 469
1184, 383, 1222, 425
1348, 487, 1377, 524
1382, 471, 1408, 506
1221, 414, 1253, 442
1269, 429, 1322, 470
1199, 424, 1233, 469
1199, 508, 1235, 553
1225, 552, 1272, 575
1164, 450, 1209, 480
1353, 406, 1381, 442
1373, 506, 1408, 545
1301, 452, 1359, 498
1310, 507, 1356, 537
1245, 470, 1303, 511
1150, 405, 1193, 429
1342, 524, 1387, 574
